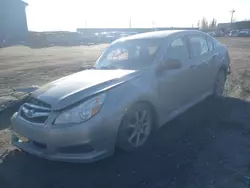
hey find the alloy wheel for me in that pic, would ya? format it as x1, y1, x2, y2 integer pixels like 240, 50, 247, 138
126, 109, 152, 147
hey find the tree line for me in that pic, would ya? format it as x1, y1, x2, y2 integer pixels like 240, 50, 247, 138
197, 18, 217, 30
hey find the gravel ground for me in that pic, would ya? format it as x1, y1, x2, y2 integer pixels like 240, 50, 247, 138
1, 38, 250, 188
0, 44, 108, 97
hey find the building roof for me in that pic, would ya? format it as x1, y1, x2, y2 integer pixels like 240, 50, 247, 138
217, 23, 231, 29
217, 21, 250, 30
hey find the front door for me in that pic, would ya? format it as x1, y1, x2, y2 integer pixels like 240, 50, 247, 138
157, 36, 197, 118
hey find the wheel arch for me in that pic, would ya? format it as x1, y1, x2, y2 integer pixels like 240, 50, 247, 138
218, 64, 228, 79
124, 100, 159, 131
219, 64, 227, 73
116, 100, 159, 151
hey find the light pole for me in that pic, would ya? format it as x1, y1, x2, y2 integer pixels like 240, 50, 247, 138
129, 15, 132, 28
85, 19, 87, 28
230, 9, 235, 23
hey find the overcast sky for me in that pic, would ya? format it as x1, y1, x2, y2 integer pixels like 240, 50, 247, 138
25, 0, 250, 31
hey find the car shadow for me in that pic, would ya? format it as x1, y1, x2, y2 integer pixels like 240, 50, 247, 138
1, 97, 250, 188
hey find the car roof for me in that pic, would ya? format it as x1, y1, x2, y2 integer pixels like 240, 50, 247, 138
115, 30, 204, 42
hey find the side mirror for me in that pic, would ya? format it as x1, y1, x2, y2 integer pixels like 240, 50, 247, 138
158, 59, 182, 71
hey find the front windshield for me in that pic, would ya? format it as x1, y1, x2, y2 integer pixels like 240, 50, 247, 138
94, 38, 163, 70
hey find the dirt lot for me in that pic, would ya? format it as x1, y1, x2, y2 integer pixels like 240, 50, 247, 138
0, 44, 108, 96
1, 38, 250, 188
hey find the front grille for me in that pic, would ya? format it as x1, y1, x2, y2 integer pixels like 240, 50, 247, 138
20, 98, 51, 124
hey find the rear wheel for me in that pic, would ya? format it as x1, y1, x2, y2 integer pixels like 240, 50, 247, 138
213, 70, 226, 97
117, 103, 153, 151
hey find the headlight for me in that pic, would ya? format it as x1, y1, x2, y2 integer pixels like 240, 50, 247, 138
54, 93, 106, 125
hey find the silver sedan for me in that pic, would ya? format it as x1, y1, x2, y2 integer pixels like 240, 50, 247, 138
11, 30, 230, 163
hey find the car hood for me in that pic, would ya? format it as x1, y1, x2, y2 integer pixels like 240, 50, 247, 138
31, 69, 140, 110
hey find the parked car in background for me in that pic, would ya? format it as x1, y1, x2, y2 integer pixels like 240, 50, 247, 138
229, 30, 240, 37
207, 31, 216, 37
119, 32, 139, 39
207, 31, 224, 37
11, 30, 231, 163
239, 29, 250, 37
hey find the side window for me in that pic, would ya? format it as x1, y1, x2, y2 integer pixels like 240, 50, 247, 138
148, 46, 158, 55
189, 35, 209, 57
167, 37, 189, 60
206, 37, 214, 51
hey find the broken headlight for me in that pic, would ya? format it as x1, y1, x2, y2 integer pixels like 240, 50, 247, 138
54, 93, 106, 125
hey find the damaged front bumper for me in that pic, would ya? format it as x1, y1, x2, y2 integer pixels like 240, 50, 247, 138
10, 111, 116, 163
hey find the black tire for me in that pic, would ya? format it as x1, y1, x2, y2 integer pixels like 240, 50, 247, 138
117, 103, 153, 151
213, 69, 226, 97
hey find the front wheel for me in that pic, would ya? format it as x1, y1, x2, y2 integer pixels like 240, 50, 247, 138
213, 70, 226, 97
117, 103, 153, 151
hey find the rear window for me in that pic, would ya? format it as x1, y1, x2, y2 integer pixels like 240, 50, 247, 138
206, 37, 214, 51
189, 35, 209, 56
213, 38, 221, 48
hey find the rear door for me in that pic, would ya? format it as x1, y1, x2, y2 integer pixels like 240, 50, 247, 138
205, 36, 221, 90
187, 34, 214, 96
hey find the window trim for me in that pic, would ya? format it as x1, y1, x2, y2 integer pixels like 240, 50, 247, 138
162, 35, 191, 61
206, 36, 214, 52
213, 38, 221, 48
187, 34, 209, 58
